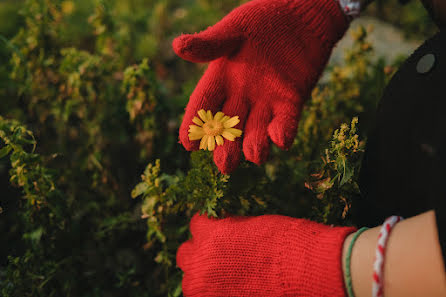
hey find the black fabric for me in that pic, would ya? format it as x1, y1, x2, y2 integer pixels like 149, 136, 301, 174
356, 30, 446, 271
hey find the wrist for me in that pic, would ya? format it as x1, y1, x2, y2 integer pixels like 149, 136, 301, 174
287, 0, 352, 46
343, 226, 380, 297
336, 0, 368, 19
341, 211, 446, 297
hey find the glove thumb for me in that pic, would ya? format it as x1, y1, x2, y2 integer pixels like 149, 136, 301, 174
172, 16, 243, 63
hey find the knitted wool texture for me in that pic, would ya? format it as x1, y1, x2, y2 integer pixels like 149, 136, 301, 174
173, 0, 350, 174
177, 214, 357, 296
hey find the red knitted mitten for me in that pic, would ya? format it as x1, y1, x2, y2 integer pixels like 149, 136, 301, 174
177, 213, 356, 296
173, 0, 350, 174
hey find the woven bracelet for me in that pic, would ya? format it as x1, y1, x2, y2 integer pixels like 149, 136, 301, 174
337, 0, 363, 18
372, 216, 404, 297
344, 227, 369, 297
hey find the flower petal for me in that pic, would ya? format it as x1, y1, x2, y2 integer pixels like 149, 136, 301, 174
206, 110, 213, 121
207, 135, 216, 151
223, 116, 240, 128
215, 135, 224, 146
200, 135, 209, 150
222, 130, 236, 141
189, 126, 205, 140
189, 127, 205, 140
189, 133, 204, 141
225, 128, 242, 137
220, 115, 230, 123
214, 112, 225, 122
192, 116, 204, 126
198, 110, 208, 122
189, 125, 203, 133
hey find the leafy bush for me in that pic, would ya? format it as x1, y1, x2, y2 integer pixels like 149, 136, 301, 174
0, 0, 425, 296
366, 0, 437, 39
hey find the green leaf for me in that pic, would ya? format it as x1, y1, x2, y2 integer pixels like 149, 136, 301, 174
340, 161, 354, 186
23, 227, 44, 244
172, 281, 182, 297
0, 146, 11, 158
131, 182, 149, 198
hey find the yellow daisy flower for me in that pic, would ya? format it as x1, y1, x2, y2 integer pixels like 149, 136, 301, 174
188, 109, 243, 151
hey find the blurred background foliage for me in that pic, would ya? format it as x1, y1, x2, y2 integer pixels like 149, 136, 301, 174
0, 0, 436, 296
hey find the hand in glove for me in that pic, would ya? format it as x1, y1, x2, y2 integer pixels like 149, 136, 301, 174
173, 0, 350, 173
177, 213, 356, 296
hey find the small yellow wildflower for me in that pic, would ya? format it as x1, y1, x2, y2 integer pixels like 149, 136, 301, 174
188, 109, 243, 151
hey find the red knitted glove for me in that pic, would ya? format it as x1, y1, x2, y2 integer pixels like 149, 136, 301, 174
173, 0, 350, 174
177, 213, 356, 296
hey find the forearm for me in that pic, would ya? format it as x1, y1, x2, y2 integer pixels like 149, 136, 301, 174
342, 210, 446, 297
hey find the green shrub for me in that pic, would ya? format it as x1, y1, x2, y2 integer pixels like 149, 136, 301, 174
366, 0, 437, 39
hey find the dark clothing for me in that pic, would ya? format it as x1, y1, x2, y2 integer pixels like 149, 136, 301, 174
357, 30, 446, 270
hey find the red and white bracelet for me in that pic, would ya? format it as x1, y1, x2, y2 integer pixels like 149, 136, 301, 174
372, 215, 404, 297
337, 0, 363, 18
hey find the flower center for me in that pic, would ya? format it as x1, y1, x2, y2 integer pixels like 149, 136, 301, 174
203, 120, 224, 136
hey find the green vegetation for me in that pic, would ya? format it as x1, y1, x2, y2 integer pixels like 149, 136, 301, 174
367, 0, 437, 39
0, 0, 433, 296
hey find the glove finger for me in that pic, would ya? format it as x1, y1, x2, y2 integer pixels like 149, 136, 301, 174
189, 212, 218, 239
176, 238, 195, 271
179, 62, 226, 151
181, 269, 194, 297
213, 93, 249, 174
172, 16, 243, 63
182, 267, 207, 297
242, 103, 272, 165
177, 213, 217, 271
268, 99, 302, 149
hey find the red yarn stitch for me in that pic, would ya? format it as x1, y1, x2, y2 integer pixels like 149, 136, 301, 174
177, 213, 356, 296
173, 0, 350, 173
